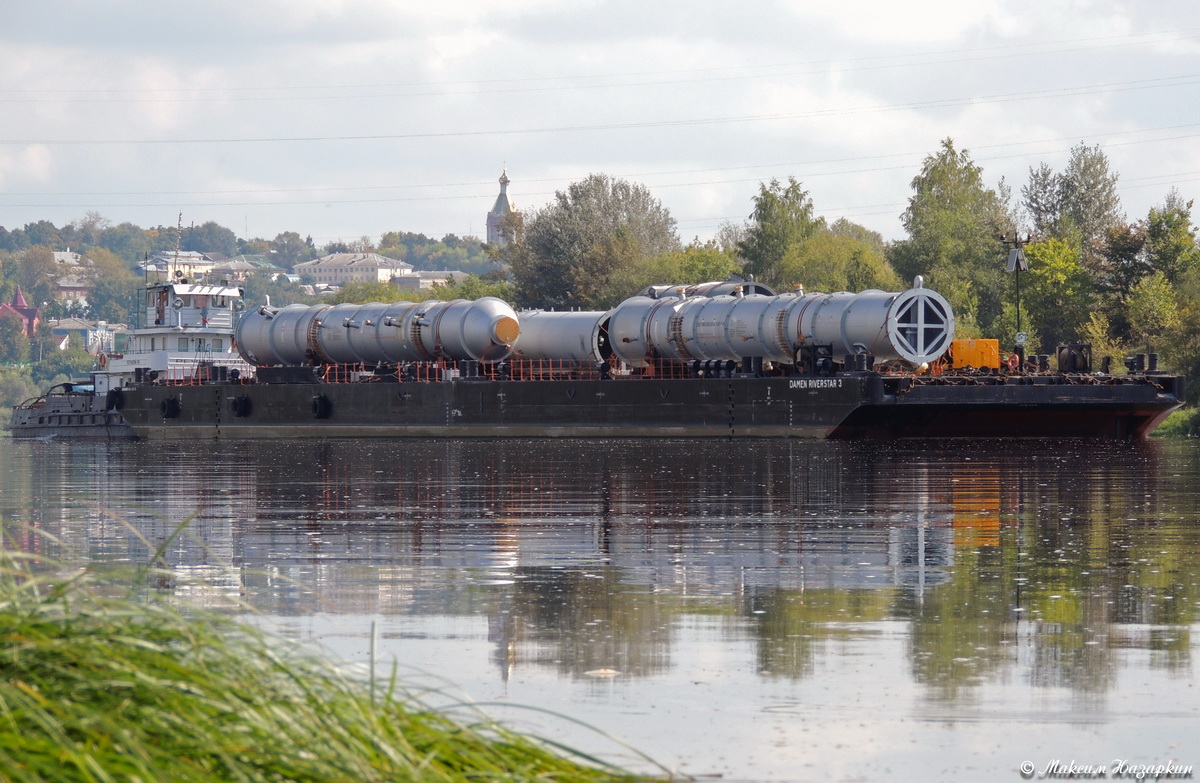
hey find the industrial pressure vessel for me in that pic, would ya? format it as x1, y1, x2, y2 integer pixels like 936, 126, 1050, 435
236, 297, 520, 365
236, 303, 330, 366
603, 284, 954, 366
514, 310, 612, 363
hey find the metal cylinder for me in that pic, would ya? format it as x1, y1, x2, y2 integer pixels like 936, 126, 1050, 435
603, 285, 954, 366
236, 297, 520, 365
787, 287, 954, 364
236, 303, 330, 366
515, 310, 612, 363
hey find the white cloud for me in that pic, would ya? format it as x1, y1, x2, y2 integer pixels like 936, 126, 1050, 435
785, 0, 1005, 42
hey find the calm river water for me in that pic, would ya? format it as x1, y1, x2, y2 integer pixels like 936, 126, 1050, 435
2, 436, 1199, 782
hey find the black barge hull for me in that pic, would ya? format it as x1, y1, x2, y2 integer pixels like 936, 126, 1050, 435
116, 372, 1184, 441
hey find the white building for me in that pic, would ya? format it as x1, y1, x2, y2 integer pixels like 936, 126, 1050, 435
293, 253, 414, 285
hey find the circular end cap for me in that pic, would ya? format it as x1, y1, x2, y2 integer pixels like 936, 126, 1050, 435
493, 315, 520, 345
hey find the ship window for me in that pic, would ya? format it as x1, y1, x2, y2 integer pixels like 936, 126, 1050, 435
179, 337, 189, 351
151, 338, 156, 351
212, 338, 223, 351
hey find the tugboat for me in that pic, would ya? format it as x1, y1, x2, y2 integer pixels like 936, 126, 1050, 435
8, 276, 253, 440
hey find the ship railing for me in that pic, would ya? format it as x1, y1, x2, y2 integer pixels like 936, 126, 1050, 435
500, 359, 605, 382
354, 357, 768, 383
322, 363, 369, 384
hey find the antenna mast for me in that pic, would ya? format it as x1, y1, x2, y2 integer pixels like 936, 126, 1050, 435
173, 212, 183, 282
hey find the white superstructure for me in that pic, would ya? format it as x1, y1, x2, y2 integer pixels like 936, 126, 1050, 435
95, 281, 254, 394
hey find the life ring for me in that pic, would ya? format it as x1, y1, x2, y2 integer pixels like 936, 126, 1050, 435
1006, 353, 1019, 372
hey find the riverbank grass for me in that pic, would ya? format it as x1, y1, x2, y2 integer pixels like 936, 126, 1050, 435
0, 552, 652, 782
1155, 406, 1200, 438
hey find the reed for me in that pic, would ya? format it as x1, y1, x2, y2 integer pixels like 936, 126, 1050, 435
0, 546, 656, 783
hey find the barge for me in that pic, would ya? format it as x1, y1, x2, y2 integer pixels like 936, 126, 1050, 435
68, 276, 1184, 441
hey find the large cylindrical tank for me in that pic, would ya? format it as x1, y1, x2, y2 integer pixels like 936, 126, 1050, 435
236, 303, 330, 365
419, 298, 521, 362
787, 286, 954, 364
604, 284, 954, 366
607, 296, 683, 367
236, 297, 520, 365
515, 310, 612, 363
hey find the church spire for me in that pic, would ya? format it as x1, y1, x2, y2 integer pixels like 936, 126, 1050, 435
486, 169, 516, 246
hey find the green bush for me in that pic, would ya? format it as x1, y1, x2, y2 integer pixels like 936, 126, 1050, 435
1153, 407, 1200, 438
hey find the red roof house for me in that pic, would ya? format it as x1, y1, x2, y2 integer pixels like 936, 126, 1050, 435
0, 288, 40, 338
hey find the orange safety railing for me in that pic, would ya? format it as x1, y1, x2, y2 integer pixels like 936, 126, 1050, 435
154, 357, 804, 386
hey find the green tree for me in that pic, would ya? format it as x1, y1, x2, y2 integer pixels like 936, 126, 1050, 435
1077, 311, 1126, 373
8, 246, 63, 309
0, 313, 31, 364
1022, 238, 1095, 349
1125, 271, 1179, 351
183, 221, 238, 257
238, 237, 273, 256
429, 275, 516, 302
89, 276, 137, 324
1061, 143, 1123, 263
1144, 191, 1200, 284
0, 226, 30, 252
271, 232, 316, 269
828, 217, 885, 256
325, 280, 419, 305
97, 222, 153, 266
593, 243, 741, 307
22, 220, 61, 249
68, 211, 112, 248
508, 173, 679, 309
1168, 265, 1200, 399
1099, 222, 1148, 301
888, 139, 1016, 334
737, 177, 823, 284
0, 365, 39, 407
1022, 162, 1065, 236
775, 230, 901, 294
32, 343, 94, 385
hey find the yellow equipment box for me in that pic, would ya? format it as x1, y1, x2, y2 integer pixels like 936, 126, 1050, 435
949, 339, 1000, 369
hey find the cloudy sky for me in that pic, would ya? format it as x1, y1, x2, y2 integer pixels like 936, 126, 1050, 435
2, 1, 1198, 248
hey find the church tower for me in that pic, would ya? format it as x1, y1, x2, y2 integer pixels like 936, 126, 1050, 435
486, 170, 515, 246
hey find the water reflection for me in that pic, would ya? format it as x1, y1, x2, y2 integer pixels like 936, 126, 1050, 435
1, 437, 1196, 710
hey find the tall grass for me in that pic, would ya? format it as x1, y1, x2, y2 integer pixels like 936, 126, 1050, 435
0, 542, 658, 782
1154, 406, 1200, 438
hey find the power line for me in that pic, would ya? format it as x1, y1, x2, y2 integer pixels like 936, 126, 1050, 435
3, 73, 1198, 147
3, 28, 1196, 104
